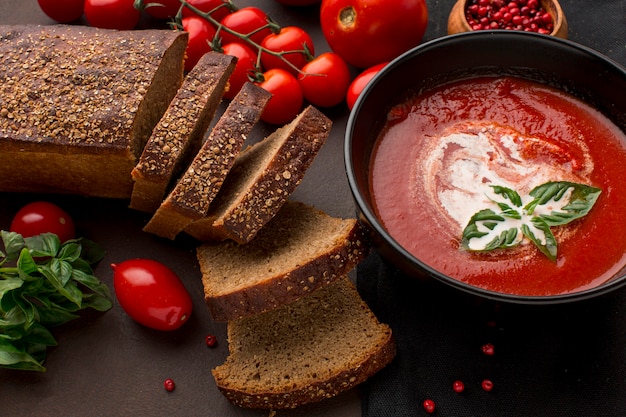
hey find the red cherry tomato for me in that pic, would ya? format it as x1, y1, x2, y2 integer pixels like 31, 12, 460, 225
111, 259, 193, 331
260, 26, 314, 75
219, 7, 273, 46
182, 15, 218, 72
10, 201, 76, 243
221, 42, 258, 100
84, 0, 141, 30
346, 61, 388, 110
256, 68, 303, 125
144, 0, 181, 20
182, 0, 232, 22
320, 0, 428, 68
298, 52, 350, 108
37, 0, 85, 23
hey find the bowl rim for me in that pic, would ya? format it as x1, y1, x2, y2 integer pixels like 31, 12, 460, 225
344, 30, 626, 305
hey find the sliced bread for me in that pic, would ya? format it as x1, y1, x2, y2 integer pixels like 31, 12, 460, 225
130, 51, 236, 213
196, 200, 370, 321
211, 277, 396, 409
143, 83, 271, 239
184, 105, 332, 244
0, 25, 187, 198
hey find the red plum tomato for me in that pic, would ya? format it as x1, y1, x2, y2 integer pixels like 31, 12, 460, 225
221, 42, 258, 100
37, 0, 85, 23
219, 7, 273, 46
256, 68, 303, 125
298, 52, 350, 108
10, 201, 76, 243
346, 61, 388, 110
182, 15, 217, 72
144, 0, 181, 19
260, 26, 315, 75
320, 0, 428, 68
84, 0, 141, 30
111, 259, 193, 331
182, 0, 232, 21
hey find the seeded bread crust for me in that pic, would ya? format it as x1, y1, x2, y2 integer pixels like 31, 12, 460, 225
0, 25, 187, 198
185, 105, 332, 243
212, 278, 396, 410
143, 83, 271, 239
196, 201, 370, 321
130, 51, 236, 213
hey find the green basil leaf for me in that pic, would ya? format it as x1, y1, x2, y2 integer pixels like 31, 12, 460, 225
527, 181, 602, 225
0, 278, 24, 299
81, 293, 113, 312
483, 227, 521, 251
57, 243, 82, 263
0, 340, 46, 372
491, 185, 523, 207
17, 248, 39, 277
24, 233, 60, 258
462, 209, 521, 251
38, 264, 82, 307
76, 238, 106, 265
522, 217, 558, 261
1, 231, 26, 262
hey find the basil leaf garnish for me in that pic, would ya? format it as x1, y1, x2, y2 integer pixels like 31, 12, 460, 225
462, 181, 601, 261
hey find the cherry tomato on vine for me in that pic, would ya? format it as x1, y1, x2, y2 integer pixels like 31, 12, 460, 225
256, 68, 303, 125
320, 0, 428, 68
111, 259, 193, 331
346, 61, 388, 110
298, 52, 350, 108
219, 7, 273, 46
10, 201, 76, 243
221, 42, 258, 100
84, 0, 141, 31
143, 0, 181, 20
182, 15, 218, 72
182, 0, 232, 22
260, 26, 314, 75
37, 0, 85, 23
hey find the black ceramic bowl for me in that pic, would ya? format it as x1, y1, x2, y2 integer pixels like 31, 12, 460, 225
345, 31, 626, 304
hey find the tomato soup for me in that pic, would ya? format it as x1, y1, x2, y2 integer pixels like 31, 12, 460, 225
370, 76, 626, 296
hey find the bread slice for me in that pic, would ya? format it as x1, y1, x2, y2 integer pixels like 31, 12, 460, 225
143, 83, 271, 239
0, 25, 187, 198
130, 51, 236, 213
212, 277, 396, 409
185, 105, 332, 243
196, 200, 370, 321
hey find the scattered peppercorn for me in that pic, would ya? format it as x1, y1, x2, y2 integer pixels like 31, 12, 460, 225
422, 398, 436, 413
164, 378, 176, 392
481, 342, 495, 356
465, 0, 554, 34
205, 334, 218, 347
481, 379, 494, 392
452, 380, 465, 393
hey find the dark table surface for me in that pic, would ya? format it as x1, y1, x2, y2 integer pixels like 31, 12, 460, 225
0, 1, 624, 417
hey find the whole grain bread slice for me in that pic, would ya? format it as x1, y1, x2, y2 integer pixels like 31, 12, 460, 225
184, 105, 332, 244
130, 51, 236, 213
143, 83, 271, 239
212, 277, 396, 410
0, 25, 187, 198
196, 200, 370, 321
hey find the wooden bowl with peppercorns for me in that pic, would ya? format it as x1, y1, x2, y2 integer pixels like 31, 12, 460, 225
448, 0, 568, 38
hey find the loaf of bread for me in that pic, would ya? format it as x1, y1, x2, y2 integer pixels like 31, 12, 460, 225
185, 105, 332, 244
143, 82, 271, 239
212, 277, 396, 409
0, 25, 187, 198
196, 200, 370, 321
130, 51, 236, 213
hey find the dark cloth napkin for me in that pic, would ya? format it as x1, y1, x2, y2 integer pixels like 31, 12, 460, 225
357, 1, 626, 416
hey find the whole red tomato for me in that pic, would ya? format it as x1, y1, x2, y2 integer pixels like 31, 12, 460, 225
182, 15, 218, 72
10, 201, 76, 243
256, 68, 303, 125
260, 26, 315, 75
111, 259, 193, 331
143, 0, 181, 19
298, 52, 350, 108
346, 61, 388, 110
221, 42, 258, 100
320, 0, 428, 68
37, 0, 85, 23
219, 7, 273, 46
182, 0, 232, 22
84, 0, 141, 30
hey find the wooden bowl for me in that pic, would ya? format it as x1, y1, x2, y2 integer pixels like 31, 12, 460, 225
448, 0, 568, 39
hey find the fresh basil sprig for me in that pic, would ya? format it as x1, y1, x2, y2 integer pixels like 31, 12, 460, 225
461, 181, 601, 261
0, 231, 111, 371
